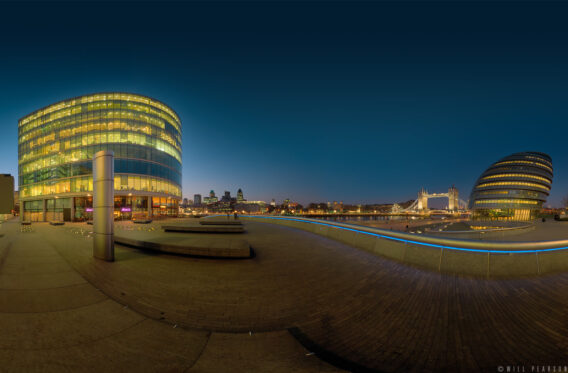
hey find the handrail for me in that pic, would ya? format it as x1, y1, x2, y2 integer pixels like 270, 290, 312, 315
243, 215, 568, 254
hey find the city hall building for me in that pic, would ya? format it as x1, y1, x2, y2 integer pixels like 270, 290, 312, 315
19, 93, 182, 222
469, 151, 552, 221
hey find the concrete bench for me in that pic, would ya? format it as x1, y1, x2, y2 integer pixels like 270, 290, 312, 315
133, 219, 153, 224
114, 235, 251, 258
162, 225, 244, 233
20, 221, 32, 225
49, 221, 65, 226
199, 220, 243, 226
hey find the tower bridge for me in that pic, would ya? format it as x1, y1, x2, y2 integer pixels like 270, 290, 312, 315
398, 186, 469, 213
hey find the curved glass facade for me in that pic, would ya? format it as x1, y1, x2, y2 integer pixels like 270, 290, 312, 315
18, 93, 182, 221
469, 152, 552, 221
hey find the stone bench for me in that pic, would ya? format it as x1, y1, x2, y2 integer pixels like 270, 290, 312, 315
133, 219, 153, 224
199, 220, 243, 226
161, 225, 244, 233
114, 235, 251, 258
49, 221, 65, 226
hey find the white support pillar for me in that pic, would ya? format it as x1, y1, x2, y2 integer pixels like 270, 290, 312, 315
93, 150, 114, 261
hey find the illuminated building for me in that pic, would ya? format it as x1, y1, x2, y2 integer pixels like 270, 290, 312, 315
193, 194, 202, 205
237, 188, 244, 202
235, 200, 266, 213
469, 151, 552, 221
19, 93, 182, 221
203, 190, 218, 204
221, 191, 232, 202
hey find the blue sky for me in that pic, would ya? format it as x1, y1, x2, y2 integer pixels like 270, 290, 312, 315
1, 1, 567, 206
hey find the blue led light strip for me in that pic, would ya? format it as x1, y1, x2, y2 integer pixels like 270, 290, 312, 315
243, 215, 568, 254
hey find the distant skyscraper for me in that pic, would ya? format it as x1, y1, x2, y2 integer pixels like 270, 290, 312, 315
194, 194, 202, 205
270, 199, 276, 207
237, 188, 244, 202
221, 191, 232, 202
204, 190, 218, 204
183, 198, 189, 207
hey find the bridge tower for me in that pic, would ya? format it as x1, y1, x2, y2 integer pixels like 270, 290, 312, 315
417, 188, 428, 211
448, 185, 459, 211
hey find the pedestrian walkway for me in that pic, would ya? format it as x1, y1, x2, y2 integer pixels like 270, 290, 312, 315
5, 216, 568, 372
0, 219, 340, 372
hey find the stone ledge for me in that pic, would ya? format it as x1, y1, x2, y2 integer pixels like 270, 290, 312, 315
114, 235, 251, 259
162, 225, 244, 233
199, 220, 243, 226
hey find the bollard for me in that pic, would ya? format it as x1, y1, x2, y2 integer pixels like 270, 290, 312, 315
93, 150, 114, 261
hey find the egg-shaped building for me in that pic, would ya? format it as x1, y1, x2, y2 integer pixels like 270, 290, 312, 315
18, 93, 182, 222
469, 152, 552, 221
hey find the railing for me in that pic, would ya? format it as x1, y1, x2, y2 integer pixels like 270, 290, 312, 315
242, 215, 568, 277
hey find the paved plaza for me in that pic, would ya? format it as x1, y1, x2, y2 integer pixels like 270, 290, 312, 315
1, 218, 568, 372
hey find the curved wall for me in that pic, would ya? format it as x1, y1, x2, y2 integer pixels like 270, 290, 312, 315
18, 93, 182, 221
243, 216, 568, 278
469, 151, 552, 221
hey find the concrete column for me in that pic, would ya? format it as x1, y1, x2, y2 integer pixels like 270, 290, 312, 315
147, 196, 152, 218
93, 150, 114, 261
70, 197, 75, 222
42, 199, 46, 222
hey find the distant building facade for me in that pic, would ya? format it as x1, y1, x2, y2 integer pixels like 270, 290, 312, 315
0, 174, 14, 215
221, 191, 232, 202
204, 190, 218, 204
193, 194, 202, 205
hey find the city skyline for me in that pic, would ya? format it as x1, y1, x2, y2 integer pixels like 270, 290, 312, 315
1, 2, 567, 206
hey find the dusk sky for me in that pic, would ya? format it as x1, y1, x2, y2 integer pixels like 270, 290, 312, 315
1, 1, 567, 206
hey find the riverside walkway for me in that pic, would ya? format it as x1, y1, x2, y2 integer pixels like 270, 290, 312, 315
2, 217, 568, 371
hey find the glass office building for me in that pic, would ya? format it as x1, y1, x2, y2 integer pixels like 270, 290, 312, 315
469, 152, 552, 221
19, 93, 182, 221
